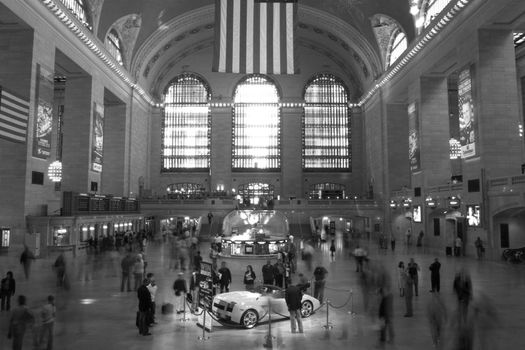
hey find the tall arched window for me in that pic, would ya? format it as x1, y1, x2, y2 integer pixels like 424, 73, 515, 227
162, 73, 211, 171
303, 74, 351, 170
106, 29, 124, 66
232, 75, 281, 170
387, 29, 408, 67
59, 0, 92, 30
423, 0, 451, 28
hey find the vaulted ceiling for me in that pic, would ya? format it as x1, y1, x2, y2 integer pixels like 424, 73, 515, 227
93, 0, 416, 100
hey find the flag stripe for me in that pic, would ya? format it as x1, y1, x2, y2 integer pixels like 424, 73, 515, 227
286, 2, 295, 74
246, 0, 254, 74
213, 0, 224, 72
260, 2, 267, 74
266, 3, 273, 74
225, 0, 234, 73
273, 3, 280, 74
0, 87, 29, 143
253, 2, 260, 73
239, 0, 247, 74
232, 0, 241, 73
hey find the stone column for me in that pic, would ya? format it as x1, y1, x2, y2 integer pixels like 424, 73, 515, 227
101, 102, 127, 196
281, 105, 303, 198
210, 103, 233, 193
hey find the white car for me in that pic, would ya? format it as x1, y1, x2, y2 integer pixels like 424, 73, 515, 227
212, 284, 320, 328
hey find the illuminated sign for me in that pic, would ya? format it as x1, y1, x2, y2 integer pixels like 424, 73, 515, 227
408, 102, 420, 172
466, 204, 481, 227
458, 66, 477, 158
91, 103, 104, 172
413, 205, 422, 223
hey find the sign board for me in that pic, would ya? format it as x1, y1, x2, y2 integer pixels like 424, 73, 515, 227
198, 261, 214, 310
1, 228, 10, 248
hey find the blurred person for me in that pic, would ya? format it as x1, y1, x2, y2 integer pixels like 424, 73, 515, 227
390, 234, 396, 251
209, 244, 219, 267
274, 260, 285, 288
1, 271, 16, 311
403, 270, 414, 317
454, 236, 463, 257
313, 265, 328, 303
286, 237, 297, 273
53, 253, 67, 289
243, 265, 256, 291
378, 287, 394, 346
297, 273, 310, 293
329, 239, 336, 261
453, 268, 472, 322
447, 308, 475, 350
189, 270, 199, 311
472, 293, 498, 350
173, 272, 187, 313
19, 245, 35, 280
407, 258, 420, 296
417, 230, 424, 247
7, 295, 35, 350
262, 259, 275, 285
133, 254, 145, 291
39, 295, 56, 350
397, 262, 405, 297
193, 251, 203, 272
120, 252, 133, 292
353, 245, 367, 272
285, 284, 303, 333
137, 279, 152, 336
429, 258, 441, 293
218, 261, 232, 293
426, 292, 447, 349
146, 273, 158, 325
302, 242, 315, 272
475, 237, 484, 259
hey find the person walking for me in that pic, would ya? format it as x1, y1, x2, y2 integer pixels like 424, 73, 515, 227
207, 212, 213, 224
243, 265, 256, 291
19, 246, 35, 280
407, 258, 420, 296
7, 295, 35, 350
329, 239, 336, 261
262, 259, 275, 285
285, 284, 304, 334
173, 272, 187, 314
453, 268, 472, 322
39, 295, 56, 350
218, 261, 232, 293
137, 279, 152, 336
378, 287, 394, 346
313, 265, 328, 303
429, 258, 441, 293
193, 251, 203, 272
53, 253, 67, 288
353, 245, 367, 272
404, 270, 414, 317
397, 262, 405, 297
133, 254, 145, 291
1, 271, 16, 311
273, 260, 285, 288
120, 252, 133, 292
426, 292, 447, 348
454, 236, 463, 257
146, 273, 158, 325
475, 237, 484, 259
390, 235, 396, 252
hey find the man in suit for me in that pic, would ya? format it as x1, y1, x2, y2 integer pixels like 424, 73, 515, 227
137, 279, 152, 336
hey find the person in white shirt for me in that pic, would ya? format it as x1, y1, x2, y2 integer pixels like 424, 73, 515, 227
39, 295, 56, 350
146, 273, 158, 325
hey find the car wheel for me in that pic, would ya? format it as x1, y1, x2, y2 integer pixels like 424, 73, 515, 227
240, 309, 259, 328
301, 300, 314, 318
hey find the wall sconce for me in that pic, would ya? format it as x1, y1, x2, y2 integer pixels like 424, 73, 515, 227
402, 198, 412, 208
425, 196, 437, 208
389, 200, 397, 208
448, 196, 460, 209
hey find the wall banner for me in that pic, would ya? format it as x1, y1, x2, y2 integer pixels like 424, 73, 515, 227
32, 64, 54, 159
91, 103, 104, 172
458, 66, 477, 158
408, 102, 420, 172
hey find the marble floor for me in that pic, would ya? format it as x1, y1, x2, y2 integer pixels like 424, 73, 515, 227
1, 232, 524, 350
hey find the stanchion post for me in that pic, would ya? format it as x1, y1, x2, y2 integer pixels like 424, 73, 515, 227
180, 296, 190, 322
322, 301, 333, 330
263, 298, 274, 348
198, 308, 210, 341
348, 289, 356, 316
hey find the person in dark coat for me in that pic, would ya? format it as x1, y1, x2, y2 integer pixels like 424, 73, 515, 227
218, 261, 232, 293
19, 246, 34, 280
173, 272, 188, 313
313, 265, 328, 303
243, 265, 256, 291
1, 271, 16, 311
262, 260, 275, 285
137, 279, 152, 336
8, 295, 35, 350
429, 258, 441, 293
378, 287, 394, 345
453, 268, 472, 322
120, 253, 134, 292
285, 284, 303, 333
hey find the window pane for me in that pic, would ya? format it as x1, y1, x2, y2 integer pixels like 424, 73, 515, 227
106, 30, 124, 66
424, 0, 451, 28
303, 74, 351, 170
388, 31, 407, 66
162, 74, 211, 171
232, 75, 281, 170
59, 0, 92, 30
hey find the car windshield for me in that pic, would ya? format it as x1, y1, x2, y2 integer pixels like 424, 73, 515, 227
254, 285, 284, 298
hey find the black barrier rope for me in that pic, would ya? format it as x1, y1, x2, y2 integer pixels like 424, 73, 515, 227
327, 290, 354, 310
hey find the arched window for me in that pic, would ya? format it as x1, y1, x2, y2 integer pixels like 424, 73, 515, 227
387, 29, 408, 67
106, 29, 124, 66
232, 75, 281, 170
303, 74, 351, 170
162, 73, 211, 171
423, 0, 451, 28
59, 0, 92, 30
309, 183, 346, 199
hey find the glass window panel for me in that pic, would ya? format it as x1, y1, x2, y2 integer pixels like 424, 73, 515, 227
303, 74, 351, 170
388, 31, 407, 66
232, 75, 281, 170
161, 73, 211, 171
423, 0, 452, 28
59, 0, 92, 30
106, 29, 124, 66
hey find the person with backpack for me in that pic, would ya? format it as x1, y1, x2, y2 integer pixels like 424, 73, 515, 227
1, 271, 16, 311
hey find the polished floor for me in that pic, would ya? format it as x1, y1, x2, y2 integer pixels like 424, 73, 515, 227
1, 232, 524, 350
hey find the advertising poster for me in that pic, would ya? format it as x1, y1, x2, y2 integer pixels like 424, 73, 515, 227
458, 66, 476, 158
198, 261, 214, 310
91, 103, 104, 172
408, 102, 420, 172
32, 64, 54, 159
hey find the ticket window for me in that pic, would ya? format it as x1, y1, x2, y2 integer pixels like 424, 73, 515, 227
1, 228, 10, 248
53, 228, 70, 246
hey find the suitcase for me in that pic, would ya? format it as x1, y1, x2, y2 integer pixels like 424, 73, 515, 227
161, 302, 174, 314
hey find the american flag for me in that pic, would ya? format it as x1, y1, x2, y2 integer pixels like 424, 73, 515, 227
0, 86, 30, 144
213, 0, 298, 75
